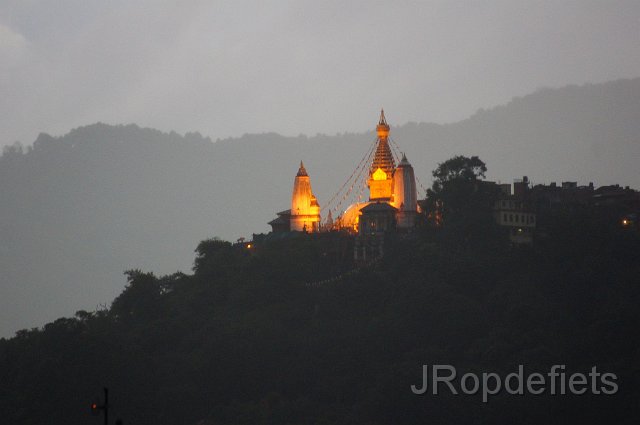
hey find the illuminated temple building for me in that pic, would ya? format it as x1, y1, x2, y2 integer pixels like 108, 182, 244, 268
269, 110, 420, 250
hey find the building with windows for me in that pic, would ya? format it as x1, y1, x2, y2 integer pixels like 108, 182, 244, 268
494, 197, 536, 244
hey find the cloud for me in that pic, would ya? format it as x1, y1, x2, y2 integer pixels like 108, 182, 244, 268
0, 23, 26, 47
0, 23, 28, 63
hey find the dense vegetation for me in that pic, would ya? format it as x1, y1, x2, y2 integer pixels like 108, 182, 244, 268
3, 78, 640, 338
1, 171, 639, 424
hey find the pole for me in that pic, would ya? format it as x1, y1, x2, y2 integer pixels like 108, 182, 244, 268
103, 387, 109, 425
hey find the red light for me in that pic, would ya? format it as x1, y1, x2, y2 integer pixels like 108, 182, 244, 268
90, 402, 101, 416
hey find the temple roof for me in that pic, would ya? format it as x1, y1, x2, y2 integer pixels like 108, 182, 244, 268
360, 202, 398, 213
268, 215, 290, 226
371, 138, 395, 175
269, 209, 291, 227
371, 110, 395, 175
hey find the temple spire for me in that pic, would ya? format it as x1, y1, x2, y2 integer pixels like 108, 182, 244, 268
376, 108, 390, 141
291, 160, 320, 232
372, 109, 394, 175
379, 108, 388, 126
297, 160, 308, 176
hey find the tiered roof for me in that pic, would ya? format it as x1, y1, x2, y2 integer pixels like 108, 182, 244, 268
370, 109, 395, 175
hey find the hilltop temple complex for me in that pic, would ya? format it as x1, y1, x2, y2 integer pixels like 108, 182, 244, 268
266, 110, 640, 255
269, 110, 420, 247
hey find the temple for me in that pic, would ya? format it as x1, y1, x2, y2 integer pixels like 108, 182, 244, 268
290, 161, 321, 232
268, 161, 321, 233
269, 110, 420, 253
368, 110, 395, 202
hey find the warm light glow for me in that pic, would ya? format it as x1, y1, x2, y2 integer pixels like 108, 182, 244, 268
372, 168, 387, 181
377, 127, 389, 139
622, 219, 629, 226
336, 202, 369, 233
290, 163, 321, 232
247, 244, 252, 249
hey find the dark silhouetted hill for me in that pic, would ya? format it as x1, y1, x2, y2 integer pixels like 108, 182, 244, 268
1, 219, 639, 424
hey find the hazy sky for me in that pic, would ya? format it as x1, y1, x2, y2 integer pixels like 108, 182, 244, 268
2, 1, 640, 147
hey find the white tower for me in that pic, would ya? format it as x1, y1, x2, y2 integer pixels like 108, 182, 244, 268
392, 154, 418, 229
290, 161, 321, 232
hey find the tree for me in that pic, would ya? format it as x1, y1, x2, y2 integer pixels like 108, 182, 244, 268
426, 155, 499, 243
193, 237, 243, 276
1, 141, 24, 161
110, 270, 162, 321
431, 155, 487, 193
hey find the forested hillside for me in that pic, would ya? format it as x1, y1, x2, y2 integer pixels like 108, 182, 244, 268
2, 78, 640, 338
1, 208, 639, 424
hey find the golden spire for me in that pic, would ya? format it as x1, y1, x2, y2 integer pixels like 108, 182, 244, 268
371, 109, 395, 176
379, 108, 388, 126
376, 108, 390, 140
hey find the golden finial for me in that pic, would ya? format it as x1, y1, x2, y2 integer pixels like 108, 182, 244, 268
297, 160, 308, 176
376, 108, 390, 140
379, 108, 388, 126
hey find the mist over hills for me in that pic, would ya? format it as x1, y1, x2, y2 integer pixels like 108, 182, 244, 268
1, 78, 640, 337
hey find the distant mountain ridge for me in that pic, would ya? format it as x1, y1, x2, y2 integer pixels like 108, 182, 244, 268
1, 78, 640, 337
